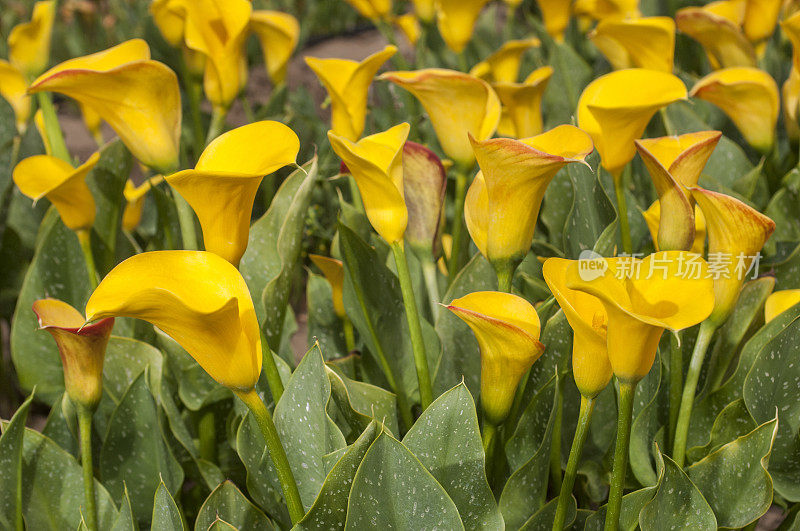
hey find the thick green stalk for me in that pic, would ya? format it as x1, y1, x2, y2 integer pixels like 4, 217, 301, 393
672, 320, 717, 467
236, 389, 305, 524
36, 92, 70, 162
343, 317, 356, 353
187, 79, 205, 160
392, 241, 434, 410
495, 260, 516, 293
482, 420, 497, 481
553, 396, 595, 531
260, 331, 285, 405
614, 175, 633, 255
198, 409, 216, 461
549, 385, 564, 495
205, 107, 228, 147
77, 230, 98, 289
77, 405, 98, 531
172, 189, 199, 250
605, 381, 636, 531
447, 166, 472, 281
420, 256, 441, 320
668, 331, 682, 447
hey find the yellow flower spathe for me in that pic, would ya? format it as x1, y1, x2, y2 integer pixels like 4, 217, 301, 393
447, 291, 544, 425
309, 254, 346, 319
8, 0, 56, 79
435, 0, 491, 53
676, 4, 756, 69
344, 0, 393, 20
166, 121, 299, 267
536, 0, 572, 42
250, 10, 300, 85
642, 201, 707, 255
469, 37, 541, 84
743, 0, 781, 46
394, 13, 421, 45
122, 176, 164, 233
493, 66, 554, 139
402, 141, 447, 256
85, 250, 263, 392
590, 16, 675, 72
0, 60, 32, 134
306, 45, 397, 142
764, 289, 800, 322
412, 0, 436, 22
328, 123, 410, 244
151, 0, 188, 48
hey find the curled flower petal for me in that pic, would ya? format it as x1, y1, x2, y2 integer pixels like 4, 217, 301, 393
411, 0, 436, 22
536, 0, 572, 41
642, 201, 707, 254
402, 141, 447, 257
492, 66, 554, 139
8, 0, 56, 79
676, 6, 756, 69
309, 255, 346, 318
743, 0, 781, 45
435, 0, 492, 53
122, 176, 164, 232
250, 10, 300, 85
764, 289, 800, 323
150, 0, 188, 47
469, 37, 541, 84
590, 16, 675, 72
394, 13, 422, 45
0, 60, 31, 133
344, 0, 393, 19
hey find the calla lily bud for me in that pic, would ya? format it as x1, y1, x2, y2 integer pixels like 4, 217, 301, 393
250, 11, 300, 86
690, 187, 775, 327
783, 69, 800, 141
469, 38, 541, 84
411, 0, 436, 22
447, 291, 544, 425
394, 13, 422, 46
13, 153, 100, 232
676, 5, 756, 69
765, 289, 800, 322
466, 126, 594, 273
29, 39, 181, 172
0, 61, 32, 134
328, 123, 410, 244
590, 17, 675, 72
402, 141, 447, 257
344, 0, 393, 20
435, 0, 492, 53
166, 121, 300, 267
782, 11, 800, 70
593, 0, 640, 20
380, 69, 501, 168
33, 298, 114, 410
543, 258, 612, 398
743, 0, 781, 46
86, 250, 263, 392
536, 0, 572, 42
8, 1, 56, 79
493, 66, 554, 139
309, 255, 346, 319
33, 110, 50, 154
566, 251, 715, 383
690, 68, 779, 154
642, 201, 707, 254
306, 46, 397, 142
577, 69, 687, 179
122, 176, 164, 233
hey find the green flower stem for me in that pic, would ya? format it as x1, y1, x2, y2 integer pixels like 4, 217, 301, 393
172, 189, 199, 250
392, 241, 434, 410
236, 388, 305, 525
447, 166, 472, 282
420, 256, 441, 320
668, 331, 682, 447
36, 92, 70, 162
205, 106, 228, 147
614, 172, 633, 255
605, 381, 636, 531
187, 78, 205, 160
482, 420, 497, 480
553, 395, 595, 531
495, 261, 515, 293
76, 405, 98, 531
76, 230, 98, 289
260, 331, 285, 405
343, 316, 356, 352
348, 175, 364, 212
672, 320, 717, 467
198, 409, 216, 461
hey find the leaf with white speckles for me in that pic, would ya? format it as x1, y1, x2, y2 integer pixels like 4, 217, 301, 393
520, 496, 576, 530
111, 487, 136, 531
629, 351, 667, 487
563, 162, 618, 259
194, 481, 273, 531
0, 392, 34, 529
327, 365, 399, 438
151, 480, 185, 530
583, 486, 657, 531
686, 399, 756, 463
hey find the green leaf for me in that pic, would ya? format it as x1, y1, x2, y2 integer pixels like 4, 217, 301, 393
543, 40, 591, 129
326, 364, 399, 438
344, 432, 465, 530
686, 416, 778, 528
194, 481, 273, 531
403, 383, 503, 530
686, 399, 757, 463
307, 274, 347, 359
99, 372, 183, 524
10, 209, 91, 403
111, 488, 136, 531
629, 352, 667, 487
102, 336, 163, 403
563, 161, 618, 259
520, 497, 576, 530
0, 391, 34, 530
240, 158, 318, 359
583, 487, 657, 531
639, 450, 716, 530
152, 480, 185, 531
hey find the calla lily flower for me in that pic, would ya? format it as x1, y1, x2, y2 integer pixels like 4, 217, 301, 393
411, 0, 436, 22
447, 291, 544, 425
33, 110, 50, 154
587, 0, 641, 20
492, 66, 554, 139
166, 121, 300, 267
689, 187, 775, 326
380, 69, 501, 167
79, 101, 104, 146
565, 251, 715, 383
635, 131, 721, 251
783, 69, 800, 141
328, 123, 410, 244
435, 0, 492, 53
394, 13, 422, 45
13, 152, 100, 232
250, 10, 300, 86
8, 1, 56, 79
85, 250, 262, 391
309, 255, 346, 319
0, 60, 32, 134
543, 258, 612, 398
306, 46, 397, 142
783, 10, 800, 70
122, 176, 164, 232
33, 299, 114, 409
676, 5, 756, 69
402, 141, 447, 257
29, 39, 181, 172
469, 38, 541, 84
343, 0, 393, 20
151, 0, 188, 48
590, 17, 675, 72
465, 126, 594, 275
742, 0, 781, 46
642, 201, 707, 254
764, 289, 800, 322
577, 69, 687, 179
536, 0, 572, 42
690, 67, 779, 154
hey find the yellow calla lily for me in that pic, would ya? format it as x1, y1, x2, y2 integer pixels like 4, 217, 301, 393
782, 10, 800, 70
32, 298, 114, 409
743, 0, 781, 45
0, 60, 32, 134
306, 46, 397, 142
642, 201, 707, 254
492, 66, 554, 139
590, 17, 675, 72
151, 0, 188, 48
328, 123, 410, 244
542, 258, 612, 398
411, 0, 436, 22
764, 289, 800, 322
536, 0, 572, 42
783, 68, 800, 141
565, 251, 714, 383
466, 126, 594, 277
690, 67, 779, 154
13, 152, 100, 232
380, 69, 501, 167
33, 110, 50, 154
122, 176, 164, 232
29, 39, 181, 172
343, 0, 393, 20
690, 187, 775, 326
85, 250, 262, 391
577, 69, 687, 179
676, 5, 756, 69
394, 13, 422, 45
435, 0, 492, 53
402, 141, 447, 256
469, 38, 541, 83
309, 254, 346, 318
79, 101, 104, 146
250, 10, 300, 86
447, 291, 544, 425
166, 121, 300, 267
8, 1, 56, 79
